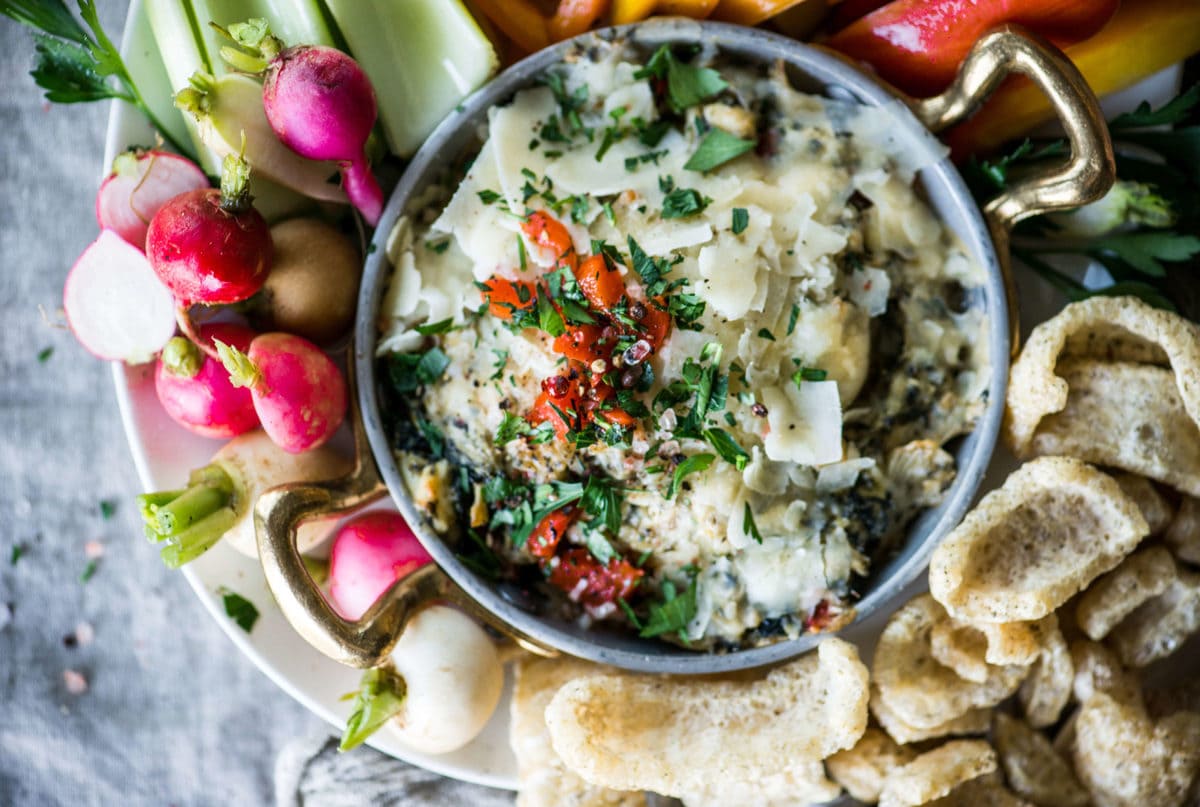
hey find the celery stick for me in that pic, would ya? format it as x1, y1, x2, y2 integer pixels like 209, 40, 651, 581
144, 0, 220, 173
189, 0, 336, 70
119, 6, 194, 162
321, 0, 499, 157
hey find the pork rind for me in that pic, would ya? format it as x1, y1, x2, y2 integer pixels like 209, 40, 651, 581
1165, 494, 1200, 565
1075, 546, 1176, 641
545, 638, 868, 797
926, 773, 1031, 807
874, 596, 1028, 731
511, 656, 647, 807
1069, 639, 1142, 708
930, 620, 991, 683
1071, 691, 1200, 807
1024, 359, 1200, 495
878, 739, 997, 807
826, 727, 917, 803
1005, 296, 1200, 480
929, 456, 1148, 623
972, 620, 1045, 666
1111, 473, 1174, 536
1017, 614, 1073, 728
679, 762, 841, 807
1108, 568, 1200, 668
871, 688, 992, 745
992, 712, 1088, 807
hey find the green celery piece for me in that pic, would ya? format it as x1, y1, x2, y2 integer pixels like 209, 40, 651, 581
120, 6, 196, 163
189, 0, 335, 72
143, 0, 221, 173
322, 0, 498, 157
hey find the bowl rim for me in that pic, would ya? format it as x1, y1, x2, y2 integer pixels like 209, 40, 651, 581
354, 18, 1010, 674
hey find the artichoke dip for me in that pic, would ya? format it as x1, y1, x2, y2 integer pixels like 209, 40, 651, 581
376, 39, 988, 650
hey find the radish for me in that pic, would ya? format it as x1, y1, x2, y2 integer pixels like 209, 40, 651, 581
327, 511, 434, 621
174, 72, 347, 205
217, 332, 347, 453
220, 19, 384, 225
154, 323, 260, 439
339, 605, 503, 754
96, 149, 210, 250
138, 429, 353, 566
146, 150, 273, 306
63, 230, 177, 364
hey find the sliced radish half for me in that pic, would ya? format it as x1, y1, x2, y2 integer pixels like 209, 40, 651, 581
96, 150, 209, 250
64, 229, 178, 364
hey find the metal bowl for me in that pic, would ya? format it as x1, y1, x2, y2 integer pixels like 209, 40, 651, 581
255, 19, 1113, 674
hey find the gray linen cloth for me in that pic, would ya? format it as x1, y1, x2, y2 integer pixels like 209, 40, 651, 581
0, 2, 511, 804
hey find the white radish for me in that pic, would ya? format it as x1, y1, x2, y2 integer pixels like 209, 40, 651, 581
63, 230, 177, 364
175, 71, 347, 204
340, 606, 504, 754
95, 149, 210, 250
137, 429, 352, 566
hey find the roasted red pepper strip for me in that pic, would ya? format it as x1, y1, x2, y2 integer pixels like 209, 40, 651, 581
553, 323, 611, 364
547, 547, 644, 608
523, 210, 578, 272
481, 277, 538, 320
527, 507, 580, 559
574, 254, 626, 312
825, 0, 1120, 97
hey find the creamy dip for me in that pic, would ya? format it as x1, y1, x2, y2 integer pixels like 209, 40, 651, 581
377, 39, 988, 649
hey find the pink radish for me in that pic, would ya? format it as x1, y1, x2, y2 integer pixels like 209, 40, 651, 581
63, 229, 177, 364
138, 430, 352, 566
146, 151, 273, 306
328, 511, 434, 621
96, 149, 210, 250
217, 332, 347, 453
155, 323, 260, 439
220, 20, 384, 225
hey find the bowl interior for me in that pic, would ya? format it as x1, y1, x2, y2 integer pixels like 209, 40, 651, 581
355, 19, 1009, 674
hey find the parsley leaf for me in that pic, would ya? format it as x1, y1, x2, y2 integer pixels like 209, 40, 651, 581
37, 346, 53, 363
339, 667, 406, 751
662, 187, 709, 219
742, 503, 764, 544
477, 189, 502, 204
792, 365, 827, 388
1090, 232, 1200, 277
786, 303, 800, 335
703, 428, 749, 471
386, 348, 450, 394
757, 328, 775, 341
218, 588, 259, 633
667, 453, 715, 499
581, 476, 623, 536
415, 318, 455, 335
495, 411, 531, 445
731, 207, 749, 234
639, 577, 698, 639
1111, 86, 1200, 130
685, 128, 755, 173
536, 287, 566, 337
634, 44, 727, 113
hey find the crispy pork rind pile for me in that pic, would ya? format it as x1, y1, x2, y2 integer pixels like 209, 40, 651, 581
1005, 296, 1200, 495
928, 456, 1148, 623
510, 656, 648, 807
543, 638, 867, 804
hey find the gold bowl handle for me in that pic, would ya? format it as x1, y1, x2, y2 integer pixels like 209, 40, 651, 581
910, 25, 1115, 351
254, 357, 557, 668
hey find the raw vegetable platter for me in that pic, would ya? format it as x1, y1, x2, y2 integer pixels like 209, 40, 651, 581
43, 0, 1195, 794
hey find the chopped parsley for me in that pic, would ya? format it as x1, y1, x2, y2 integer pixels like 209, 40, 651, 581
99, 499, 116, 519
731, 207, 749, 234
662, 186, 710, 219
634, 44, 728, 113
496, 411, 532, 445
703, 428, 749, 471
37, 346, 53, 363
639, 576, 698, 639
685, 128, 756, 173
756, 328, 775, 341
742, 503, 764, 544
425, 238, 450, 254
414, 318, 455, 336
667, 453, 715, 499
386, 347, 451, 394
536, 287, 567, 337
10, 544, 24, 566
786, 303, 801, 335
416, 416, 446, 458
219, 588, 259, 632
792, 365, 828, 388
477, 189, 502, 205
490, 349, 509, 380
80, 561, 98, 583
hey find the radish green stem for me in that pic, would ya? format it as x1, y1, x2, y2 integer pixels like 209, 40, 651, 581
162, 336, 203, 378
215, 339, 264, 390
340, 666, 407, 751
137, 463, 237, 567
218, 149, 254, 214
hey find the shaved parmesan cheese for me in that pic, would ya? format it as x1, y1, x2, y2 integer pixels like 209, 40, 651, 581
817, 458, 877, 493
761, 381, 844, 466
698, 235, 760, 320
489, 87, 557, 209
847, 266, 891, 317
